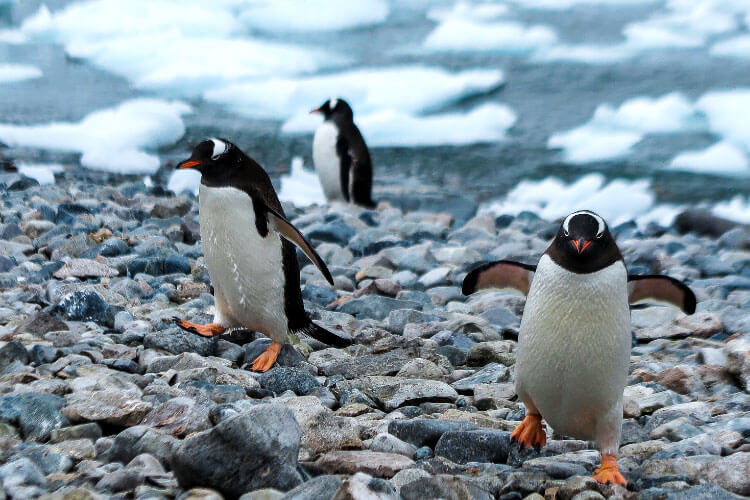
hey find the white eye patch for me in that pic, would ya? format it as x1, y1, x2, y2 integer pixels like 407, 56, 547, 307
562, 210, 606, 237
329, 98, 338, 109
209, 138, 228, 159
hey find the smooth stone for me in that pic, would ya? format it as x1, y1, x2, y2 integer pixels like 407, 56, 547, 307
434, 429, 511, 464
388, 419, 478, 448
314, 450, 415, 478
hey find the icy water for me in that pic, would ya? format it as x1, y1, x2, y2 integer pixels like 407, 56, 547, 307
2, 0, 750, 224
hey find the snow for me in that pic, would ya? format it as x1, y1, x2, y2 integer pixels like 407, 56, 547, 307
0, 64, 42, 83
21, 3, 343, 95
668, 141, 749, 175
278, 157, 326, 206
481, 173, 680, 227
0, 99, 191, 174
16, 163, 63, 185
423, 18, 557, 52
204, 66, 504, 121
713, 196, 750, 224
711, 35, 750, 58
239, 0, 389, 32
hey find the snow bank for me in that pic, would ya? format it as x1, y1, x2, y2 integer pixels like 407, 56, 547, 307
16, 163, 63, 185
278, 157, 326, 206
205, 66, 504, 121
0, 99, 191, 174
239, 0, 389, 32
0, 64, 42, 83
481, 173, 679, 227
668, 141, 749, 175
423, 18, 557, 52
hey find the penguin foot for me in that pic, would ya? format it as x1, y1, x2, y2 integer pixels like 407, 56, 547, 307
593, 455, 626, 486
250, 341, 283, 372
510, 413, 546, 449
172, 317, 226, 337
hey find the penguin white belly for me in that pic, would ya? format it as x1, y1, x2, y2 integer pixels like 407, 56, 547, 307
198, 185, 288, 342
515, 255, 630, 444
313, 121, 345, 202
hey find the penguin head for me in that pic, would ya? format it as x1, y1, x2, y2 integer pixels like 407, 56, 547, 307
311, 98, 353, 121
177, 137, 239, 175
548, 210, 621, 273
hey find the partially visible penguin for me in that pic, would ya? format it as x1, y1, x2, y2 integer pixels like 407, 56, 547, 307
462, 210, 696, 485
173, 138, 352, 372
311, 98, 375, 207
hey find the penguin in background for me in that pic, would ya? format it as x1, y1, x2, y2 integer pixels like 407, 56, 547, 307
173, 138, 352, 372
462, 210, 697, 485
311, 98, 375, 208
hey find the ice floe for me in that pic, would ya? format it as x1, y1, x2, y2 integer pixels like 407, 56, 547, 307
696, 89, 750, 150
0, 29, 27, 44
668, 141, 749, 176
713, 195, 750, 224
0, 64, 42, 83
481, 173, 680, 227
548, 127, 642, 163
507, 0, 659, 9
423, 18, 557, 53
239, 0, 389, 32
0, 99, 190, 174
167, 168, 202, 196
16, 163, 64, 185
278, 157, 326, 206
711, 35, 750, 58
427, 2, 509, 22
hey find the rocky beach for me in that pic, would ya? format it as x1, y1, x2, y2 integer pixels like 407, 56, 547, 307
0, 170, 749, 500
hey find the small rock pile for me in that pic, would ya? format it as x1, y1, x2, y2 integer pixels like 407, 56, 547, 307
0, 171, 748, 499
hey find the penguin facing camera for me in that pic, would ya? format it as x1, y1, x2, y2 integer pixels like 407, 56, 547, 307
463, 210, 697, 486
173, 138, 352, 372
311, 98, 375, 208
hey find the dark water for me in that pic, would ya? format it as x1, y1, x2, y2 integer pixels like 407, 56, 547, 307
1, 0, 749, 205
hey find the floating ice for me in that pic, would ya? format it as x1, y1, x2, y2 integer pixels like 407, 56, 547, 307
507, 0, 658, 9
0, 64, 42, 83
16, 163, 64, 185
696, 89, 750, 150
548, 126, 643, 163
239, 0, 389, 32
713, 195, 750, 224
668, 141, 749, 176
423, 18, 557, 52
427, 2, 509, 22
0, 29, 27, 44
21, 3, 343, 95
622, 23, 704, 49
205, 66, 504, 121
481, 173, 679, 227
711, 35, 750, 58
167, 168, 202, 195
0, 99, 191, 174
278, 157, 326, 206
532, 44, 635, 64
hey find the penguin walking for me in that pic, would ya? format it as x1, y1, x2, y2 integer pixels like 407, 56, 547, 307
173, 138, 352, 372
311, 98, 375, 207
462, 210, 696, 485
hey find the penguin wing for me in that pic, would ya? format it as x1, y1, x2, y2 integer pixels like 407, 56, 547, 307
462, 260, 537, 296
263, 204, 334, 286
627, 275, 696, 314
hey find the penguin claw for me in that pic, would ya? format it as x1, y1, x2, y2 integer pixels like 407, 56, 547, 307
510, 413, 547, 449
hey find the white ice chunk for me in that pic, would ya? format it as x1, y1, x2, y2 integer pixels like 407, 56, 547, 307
205, 66, 504, 120
427, 2, 509, 22
0, 64, 42, 83
278, 157, 326, 206
0, 30, 28, 44
423, 18, 557, 52
622, 23, 704, 49
548, 126, 642, 163
507, 0, 658, 9
668, 141, 749, 175
239, 0, 389, 32
481, 173, 678, 227
696, 89, 750, 150
713, 195, 750, 224
16, 163, 64, 185
591, 92, 696, 134
0, 99, 191, 174
532, 44, 635, 64
167, 168, 202, 195
711, 35, 750, 59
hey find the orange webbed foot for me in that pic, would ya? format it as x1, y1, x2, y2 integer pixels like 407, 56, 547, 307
511, 413, 547, 449
172, 317, 226, 337
250, 341, 283, 373
593, 454, 627, 486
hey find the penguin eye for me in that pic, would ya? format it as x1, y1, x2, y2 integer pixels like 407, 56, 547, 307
563, 229, 569, 237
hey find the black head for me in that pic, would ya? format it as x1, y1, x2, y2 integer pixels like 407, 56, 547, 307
311, 98, 353, 122
546, 210, 622, 274
176, 138, 271, 192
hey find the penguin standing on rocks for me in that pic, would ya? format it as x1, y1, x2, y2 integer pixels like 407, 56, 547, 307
173, 138, 352, 372
462, 210, 696, 485
311, 98, 375, 207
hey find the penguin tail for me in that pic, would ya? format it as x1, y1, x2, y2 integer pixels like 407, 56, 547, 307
301, 321, 353, 347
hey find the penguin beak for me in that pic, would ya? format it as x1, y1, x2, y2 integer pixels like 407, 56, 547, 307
572, 239, 591, 254
178, 160, 202, 170
310, 107, 323, 114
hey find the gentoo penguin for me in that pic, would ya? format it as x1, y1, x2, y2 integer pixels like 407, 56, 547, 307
172, 138, 352, 372
311, 98, 375, 207
462, 210, 696, 485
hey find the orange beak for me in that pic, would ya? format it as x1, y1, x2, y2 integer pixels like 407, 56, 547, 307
572, 239, 591, 254
178, 160, 201, 169
310, 107, 323, 114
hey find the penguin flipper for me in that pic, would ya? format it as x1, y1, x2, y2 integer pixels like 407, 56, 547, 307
302, 321, 353, 347
264, 204, 334, 286
462, 260, 536, 296
349, 155, 375, 208
627, 275, 696, 314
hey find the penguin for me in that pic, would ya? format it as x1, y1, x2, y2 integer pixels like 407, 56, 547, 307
462, 210, 696, 486
311, 98, 375, 208
172, 138, 352, 372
